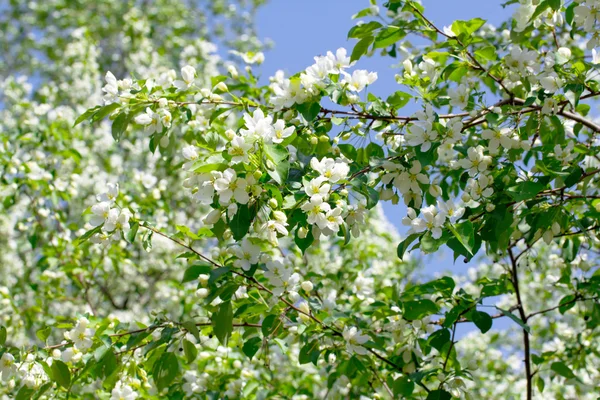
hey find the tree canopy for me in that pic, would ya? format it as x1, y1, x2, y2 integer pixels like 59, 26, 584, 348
1, 0, 600, 399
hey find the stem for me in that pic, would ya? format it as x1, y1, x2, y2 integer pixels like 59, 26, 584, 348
508, 247, 532, 400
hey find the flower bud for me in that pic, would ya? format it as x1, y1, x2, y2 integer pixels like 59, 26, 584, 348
328, 353, 337, 364
268, 198, 278, 209
158, 98, 169, 108
485, 203, 495, 212
253, 170, 263, 180
298, 227, 308, 239
196, 288, 209, 299
340, 188, 348, 196
310, 136, 318, 145
203, 208, 222, 225
318, 135, 329, 143
227, 65, 239, 78
198, 274, 209, 286
301, 281, 313, 292
225, 129, 236, 141
214, 82, 228, 92
159, 135, 169, 148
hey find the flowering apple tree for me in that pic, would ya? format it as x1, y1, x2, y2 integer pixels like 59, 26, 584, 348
2, 0, 600, 399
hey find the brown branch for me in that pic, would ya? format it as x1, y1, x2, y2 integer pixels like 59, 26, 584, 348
508, 247, 532, 400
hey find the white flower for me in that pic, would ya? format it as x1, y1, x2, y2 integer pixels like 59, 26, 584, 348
310, 157, 349, 183
448, 83, 470, 109
304, 177, 331, 201
97, 182, 119, 203
228, 136, 252, 164
270, 120, 295, 144
213, 169, 249, 205
394, 160, 428, 195
173, 65, 196, 91
411, 205, 447, 239
102, 71, 119, 104
104, 208, 132, 234
343, 326, 369, 355
301, 196, 331, 229
262, 219, 289, 244
437, 199, 465, 224
321, 207, 344, 235
240, 109, 274, 142
135, 107, 163, 134
457, 146, 492, 176
341, 70, 378, 92
406, 121, 438, 152
232, 238, 261, 271
264, 260, 300, 296
468, 174, 494, 201
353, 273, 374, 300
539, 73, 564, 93
326, 47, 355, 72
67, 317, 95, 351
90, 201, 112, 227
0, 353, 15, 381
481, 128, 516, 154
111, 381, 138, 400
301, 56, 335, 91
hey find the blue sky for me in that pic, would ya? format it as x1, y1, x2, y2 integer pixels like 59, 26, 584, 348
255, 0, 515, 274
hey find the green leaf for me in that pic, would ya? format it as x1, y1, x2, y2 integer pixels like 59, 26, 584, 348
91, 103, 121, 124
182, 264, 212, 283
475, 45, 497, 61
0, 326, 6, 346
36, 326, 52, 343
374, 26, 405, 48
74, 225, 103, 246
261, 314, 283, 337
111, 111, 131, 141
181, 321, 200, 342
565, 2, 575, 25
426, 389, 452, 400
451, 18, 486, 36
51, 360, 71, 389
530, 1, 550, 22
242, 337, 262, 359
402, 277, 456, 298
448, 221, 475, 257
73, 106, 101, 126
558, 294, 577, 314
192, 162, 228, 174
182, 339, 198, 364
470, 310, 493, 333
397, 234, 421, 259
428, 328, 451, 352
387, 91, 412, 109
15, 386, 36, 400
296, 102, 321, 122
548, 0, 560, 11
393, 376, 415, 397
348, 21, 382, 39
153, 352, 180, 392
299, 340, 321, 365
338, 144, 357, 161
228, 204, 255, 241
350, 35, 374, 62
507, 181, 547, 201
550, 361, 576, 379
126, 221, 139, 243
497, 307, 531, 333
212, 301, 233, 345
403, 299, 439, 320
